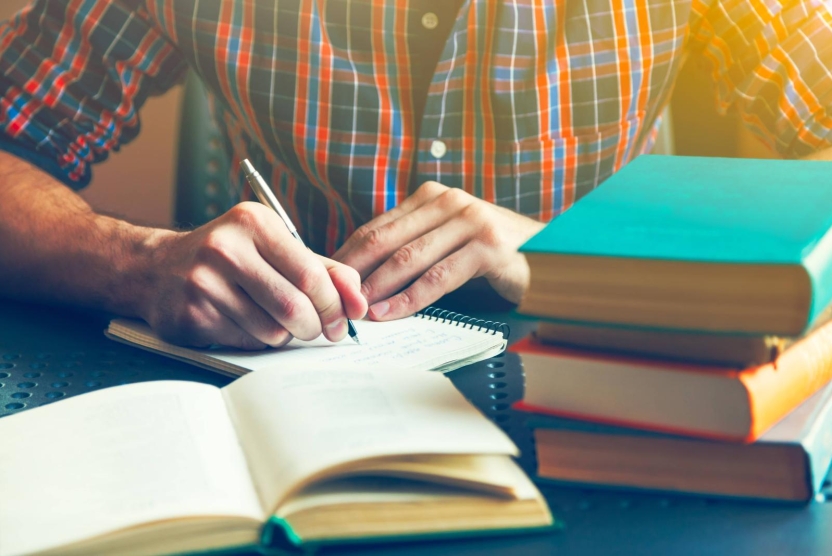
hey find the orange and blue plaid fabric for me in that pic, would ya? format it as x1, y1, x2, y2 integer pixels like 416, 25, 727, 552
3, 0, 832, 254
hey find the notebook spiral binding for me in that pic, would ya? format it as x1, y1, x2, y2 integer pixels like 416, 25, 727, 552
416, 307, 511, 339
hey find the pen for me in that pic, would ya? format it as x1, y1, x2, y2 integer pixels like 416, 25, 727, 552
241, 159, 361, 345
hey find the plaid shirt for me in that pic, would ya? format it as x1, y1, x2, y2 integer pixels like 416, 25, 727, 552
3, 0, 832, 255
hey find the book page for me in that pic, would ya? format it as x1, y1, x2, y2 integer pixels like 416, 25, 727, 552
222, 368, 518, 513
0, 382, 263, 556
108, 316, 506, 375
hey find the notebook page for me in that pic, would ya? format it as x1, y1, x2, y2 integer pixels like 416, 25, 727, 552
107, 316, 506, 375
0, 382, 263, 556
222, 367, 518, 513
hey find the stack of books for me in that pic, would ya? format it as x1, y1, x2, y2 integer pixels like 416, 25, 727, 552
513, 155, 832, 503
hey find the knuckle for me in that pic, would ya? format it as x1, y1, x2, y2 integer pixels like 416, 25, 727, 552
348, 263, 361, 280
391, 242, 418, 268
478, 224, 501, 247
360, 281, 372, 301
459, 201, 485, 222
173, 304, 206, 336
394, 288, 417, 314
199, 230, 226, 255
295, 262, 328, 295
352, 224, 374, 243
359, 226, 385, 251
423, 264, 448, 288
295, 327, 321, 342
418, 180, 446, 196
466, 211, 500, 246
198, 232, 237, 267
248, 312, 286, 346
226, 202, 261, 230
318, 297, 343, 320
274, 292, 303, 322
440, 187, 468, 208
182, 267, 211, 300
336, 263, 361, 287
266, 327, 292, 347
236, 334, 266, 351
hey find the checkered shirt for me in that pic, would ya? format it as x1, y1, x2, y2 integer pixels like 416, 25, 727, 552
3, 0, 832, 254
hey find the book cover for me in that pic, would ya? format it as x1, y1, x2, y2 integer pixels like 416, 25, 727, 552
511, 317, 832, 442
533, 319, 790, 367
526, 380, 832, 502
520, 155, 832, 332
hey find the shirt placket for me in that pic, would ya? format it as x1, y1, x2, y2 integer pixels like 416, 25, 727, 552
412, 0, 472, 193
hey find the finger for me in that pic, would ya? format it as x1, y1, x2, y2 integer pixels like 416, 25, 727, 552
360, 217, 472, 305
230, 251, 324, 341
164, 299, 267, 350
336, 187, 474, 278
320, 256, 369, 320
368, 246, 482, 321
202, 311, 270, 350
333, 181, 449, 262
250, 228, 349, 342
205, 203, 328, 340
201, 274, 292, 347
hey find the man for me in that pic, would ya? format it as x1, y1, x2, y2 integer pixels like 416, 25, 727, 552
1, 0, 831, 349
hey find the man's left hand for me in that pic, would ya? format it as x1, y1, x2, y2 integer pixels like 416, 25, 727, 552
333, 181, 546, 321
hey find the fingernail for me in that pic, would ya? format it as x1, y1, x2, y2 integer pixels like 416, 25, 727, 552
370, 300, 390, 318
325, 319, 347, 339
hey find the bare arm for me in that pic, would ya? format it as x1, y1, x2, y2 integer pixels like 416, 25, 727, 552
0, 151, 161, 315
0, 151, 367, 348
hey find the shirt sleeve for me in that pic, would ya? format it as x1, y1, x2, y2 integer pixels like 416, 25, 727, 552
688, 0, 832, 158
0, 0, 188, 189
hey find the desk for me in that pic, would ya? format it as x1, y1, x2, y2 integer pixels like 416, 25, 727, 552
1, 299, 831, 555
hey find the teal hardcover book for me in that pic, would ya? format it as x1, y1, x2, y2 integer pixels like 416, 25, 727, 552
519, 155, 832, 335
528, 378, 832, 503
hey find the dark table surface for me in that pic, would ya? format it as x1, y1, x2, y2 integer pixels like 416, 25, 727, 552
2, 297, 831, 556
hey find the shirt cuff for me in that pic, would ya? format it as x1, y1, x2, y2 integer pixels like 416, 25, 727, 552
0, 133, 90, 190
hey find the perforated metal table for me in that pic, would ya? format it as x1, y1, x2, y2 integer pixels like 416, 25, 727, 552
2, 298, 831, 555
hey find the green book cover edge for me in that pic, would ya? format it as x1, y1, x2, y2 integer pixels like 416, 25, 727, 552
263, 514, 561, 550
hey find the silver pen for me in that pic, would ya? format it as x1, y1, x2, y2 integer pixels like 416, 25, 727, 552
241, 159, 361, 345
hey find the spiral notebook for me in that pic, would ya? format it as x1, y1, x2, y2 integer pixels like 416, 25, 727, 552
105, 308, 510, 377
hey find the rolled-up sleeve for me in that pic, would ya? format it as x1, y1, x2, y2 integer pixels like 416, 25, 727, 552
689, 0, 832, 157
0, 0, 187, 188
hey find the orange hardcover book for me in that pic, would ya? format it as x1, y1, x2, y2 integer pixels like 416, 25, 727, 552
511, 320, 832, 442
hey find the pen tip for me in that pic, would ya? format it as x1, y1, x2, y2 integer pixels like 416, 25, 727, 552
351, 334, 362, 345
240, 159, 256, 178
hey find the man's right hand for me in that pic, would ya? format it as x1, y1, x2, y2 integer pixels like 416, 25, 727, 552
0, 152, 366, 350
140, 202, 367, 349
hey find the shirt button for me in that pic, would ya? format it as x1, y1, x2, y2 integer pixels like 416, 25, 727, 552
430, 140, 447, 159
421, 12, 439, 30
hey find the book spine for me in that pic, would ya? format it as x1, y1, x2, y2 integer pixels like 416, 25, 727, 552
803, 223, 832, 329
744, 320, 832, 440
514, 400, 749, 442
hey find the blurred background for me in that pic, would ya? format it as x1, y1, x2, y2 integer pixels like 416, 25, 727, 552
0, 0, 774, 230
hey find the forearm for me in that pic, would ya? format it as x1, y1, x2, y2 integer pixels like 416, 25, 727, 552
0, 151, 173, 315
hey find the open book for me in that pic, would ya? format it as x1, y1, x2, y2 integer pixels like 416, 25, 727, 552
0, 368, 553, 556
106, 308, 509, 376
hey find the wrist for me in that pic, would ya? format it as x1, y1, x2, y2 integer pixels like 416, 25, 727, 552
99, 219, 178, 319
